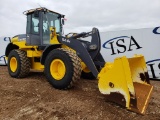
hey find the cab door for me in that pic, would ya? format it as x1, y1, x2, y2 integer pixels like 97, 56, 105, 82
26, 13, 41, 46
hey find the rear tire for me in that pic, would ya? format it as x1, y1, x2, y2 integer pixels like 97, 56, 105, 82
44, 48, 82, 89
8, 49, 30, 78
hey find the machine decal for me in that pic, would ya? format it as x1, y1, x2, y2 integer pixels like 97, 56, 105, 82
62, 38, 71, 43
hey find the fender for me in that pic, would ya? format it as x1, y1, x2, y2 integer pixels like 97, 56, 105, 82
5, 43, 19, 57
40, 44, 61, 65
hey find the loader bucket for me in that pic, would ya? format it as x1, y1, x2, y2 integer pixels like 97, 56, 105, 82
98, 55, 153, 114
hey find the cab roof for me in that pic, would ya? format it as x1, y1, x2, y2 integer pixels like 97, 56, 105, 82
23, 7, 65, 17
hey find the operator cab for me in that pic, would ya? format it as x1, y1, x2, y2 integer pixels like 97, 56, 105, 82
24, 8, 65, 46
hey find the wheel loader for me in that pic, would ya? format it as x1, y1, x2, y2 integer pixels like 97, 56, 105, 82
5, 7, 153, 114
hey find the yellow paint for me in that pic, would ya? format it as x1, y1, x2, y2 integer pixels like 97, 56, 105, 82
81, 62, 90, 73
11, 37, 19, 42
128, 55, 148, 84
98, 57, 131, 108
50, 59, 66, 80
50, 27, 60, 44
5, 57, 8, 60
10, 57, 17, 72
98, 55, 153, 112
12, 40, 38, 49
11, 40, 44, 71
30, 58, 44, 71
27, 50, 42, 57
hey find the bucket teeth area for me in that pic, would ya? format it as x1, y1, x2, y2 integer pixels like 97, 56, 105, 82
130, 82, 153, 114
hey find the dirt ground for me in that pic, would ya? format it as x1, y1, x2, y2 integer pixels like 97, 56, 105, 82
0, 66, 160, 120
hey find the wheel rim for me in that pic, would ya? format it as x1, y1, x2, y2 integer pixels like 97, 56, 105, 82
50, 59, 66, 80
10, 57, 17, 72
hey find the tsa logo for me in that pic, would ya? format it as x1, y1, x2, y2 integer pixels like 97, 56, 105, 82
153, 27, 160, 34
102, 36, 142, 55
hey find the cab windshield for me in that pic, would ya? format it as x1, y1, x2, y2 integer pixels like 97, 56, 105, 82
43, 12, 61, 44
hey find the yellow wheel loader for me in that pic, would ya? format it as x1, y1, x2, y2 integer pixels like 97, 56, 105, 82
5, 8, 153, 114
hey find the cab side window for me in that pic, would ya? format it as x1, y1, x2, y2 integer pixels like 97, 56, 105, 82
31, 14, 39, 34
26, 14, 31, 34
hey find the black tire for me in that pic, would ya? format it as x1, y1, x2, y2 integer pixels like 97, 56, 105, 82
8, 49, 31, 78
81, 71, 96, 80
44, 48, 82, 89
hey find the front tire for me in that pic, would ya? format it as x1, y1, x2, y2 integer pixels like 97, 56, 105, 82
8, 49, 30, 78
44, 48, 82, 89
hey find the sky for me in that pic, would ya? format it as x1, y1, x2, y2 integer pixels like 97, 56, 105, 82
0, 0, 160, 37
